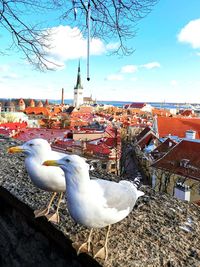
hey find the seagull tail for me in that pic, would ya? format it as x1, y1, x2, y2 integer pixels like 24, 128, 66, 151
137, 190, 145, 198
132, 175, 141, 189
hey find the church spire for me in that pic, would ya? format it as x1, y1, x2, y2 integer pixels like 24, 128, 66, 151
75, 60, 83, 89
73, 60, 84, 108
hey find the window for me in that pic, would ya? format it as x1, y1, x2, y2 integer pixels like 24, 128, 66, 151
111, 163, 116, 169
93, 162, 97, 168
101, 163, 107, 170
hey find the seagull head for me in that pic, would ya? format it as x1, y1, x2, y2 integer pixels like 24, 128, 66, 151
8, 138, 51, 157
43, 154, 90, 177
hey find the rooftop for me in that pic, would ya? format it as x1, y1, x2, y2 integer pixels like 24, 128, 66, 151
156, 117, 200, 138
152, 140, 200, 181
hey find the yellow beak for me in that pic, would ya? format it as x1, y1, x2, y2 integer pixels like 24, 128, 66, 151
42, 160, 59, 167
7, 146, 24, 154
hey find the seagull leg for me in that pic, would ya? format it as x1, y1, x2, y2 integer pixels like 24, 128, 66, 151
73, 228, 93, 255
94, 225, 111, 262
34, 192, 57, 218
46, 192, 63, 224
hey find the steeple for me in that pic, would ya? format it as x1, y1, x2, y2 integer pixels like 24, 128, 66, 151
73, 60, 84, 108
75, 60, 83, 90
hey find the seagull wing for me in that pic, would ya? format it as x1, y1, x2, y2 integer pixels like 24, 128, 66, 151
94, 179, 139, 212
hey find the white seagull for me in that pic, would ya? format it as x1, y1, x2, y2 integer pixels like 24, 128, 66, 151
43, 154, 144, 261
8, 138, 66, 223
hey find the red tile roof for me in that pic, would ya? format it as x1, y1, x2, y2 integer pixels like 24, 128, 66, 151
79, 106, 93, 113
130, 102, 146, 109
135, 127, 152, 142
151, 138, 177, 159
24, 107, 51, 116
152, 108, 171, 117
157, 117, 200, 138
13, 128, 67, 142
152, 140, 200, 181
137, 133, 159, 150
179, 109, 194, 117
125, 102, 146, 109
0, 122, 27, 130
86, 143, 111, 155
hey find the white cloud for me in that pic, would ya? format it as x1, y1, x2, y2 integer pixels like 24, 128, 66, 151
45, 25, 106, 64
0, 65, 20, 80
121, 65, 138, 73
0, 65, 9, 72
106, 42, 119, 50
2, 73, 19, 80
170, 80, 178, 87
130, 77, 137, 82
178, 18, 200, 48
105, 74, 124, 81
142, 62, 161, 69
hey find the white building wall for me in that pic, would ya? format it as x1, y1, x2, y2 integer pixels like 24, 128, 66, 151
174, 186, 190, 201
73, 88, 83, 108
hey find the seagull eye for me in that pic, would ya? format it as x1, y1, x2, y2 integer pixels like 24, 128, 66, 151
65, 159, 70, 162
29, 143, 34, 147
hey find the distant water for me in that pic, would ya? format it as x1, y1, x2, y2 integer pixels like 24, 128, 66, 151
51, 99, 195, 109
0, 98, 196, 110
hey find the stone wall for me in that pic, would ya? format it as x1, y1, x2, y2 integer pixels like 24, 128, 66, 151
0, 191, 83, 267
0, 135, 200, 267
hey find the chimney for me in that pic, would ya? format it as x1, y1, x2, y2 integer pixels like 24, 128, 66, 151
174, 183, 190, 201
185, 130, 196, 139
61, 88, 64, 105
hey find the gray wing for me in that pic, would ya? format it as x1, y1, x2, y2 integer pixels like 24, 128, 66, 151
94, 179, 137, 212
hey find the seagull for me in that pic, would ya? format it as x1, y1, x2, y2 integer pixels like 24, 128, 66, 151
8, 138, 66, 223
43, 154, 144, 261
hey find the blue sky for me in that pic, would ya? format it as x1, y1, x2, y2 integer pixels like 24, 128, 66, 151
0, 0, 200, 103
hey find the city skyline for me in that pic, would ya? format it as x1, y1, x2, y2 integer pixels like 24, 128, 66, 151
0, 0, 200, 103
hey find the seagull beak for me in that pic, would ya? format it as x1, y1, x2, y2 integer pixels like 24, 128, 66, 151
42, 160, 59, 167
7, 146, 24, 154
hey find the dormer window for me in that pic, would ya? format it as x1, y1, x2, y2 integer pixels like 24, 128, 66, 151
180, 159, 190, 168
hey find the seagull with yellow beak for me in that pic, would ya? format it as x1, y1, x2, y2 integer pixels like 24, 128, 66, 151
8, 138, 66, 223
43, 154, 144, 261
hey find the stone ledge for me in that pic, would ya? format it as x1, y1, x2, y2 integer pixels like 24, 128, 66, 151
0, 136, 200, 267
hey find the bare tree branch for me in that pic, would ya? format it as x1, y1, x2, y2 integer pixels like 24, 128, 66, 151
0, 0, 159, 70
0, 0, 63, 70
58, 0, 159, 56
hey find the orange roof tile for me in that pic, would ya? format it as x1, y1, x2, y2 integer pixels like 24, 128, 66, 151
24, 107, 51, 116
0, 122, 27, 130
152, 108, 171, 116
157, 117, 200, 138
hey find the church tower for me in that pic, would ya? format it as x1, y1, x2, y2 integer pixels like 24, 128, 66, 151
73, 61, 83, 108
18, 98, 26, 111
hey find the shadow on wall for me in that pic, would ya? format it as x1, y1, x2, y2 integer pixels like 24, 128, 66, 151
0, 187, 101, 267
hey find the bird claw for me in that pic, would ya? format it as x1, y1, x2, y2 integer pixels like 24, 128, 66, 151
73, 241, 91, 255
34, 207, 49, 218
94, 246, 108, 262
45, 212, 60, 224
